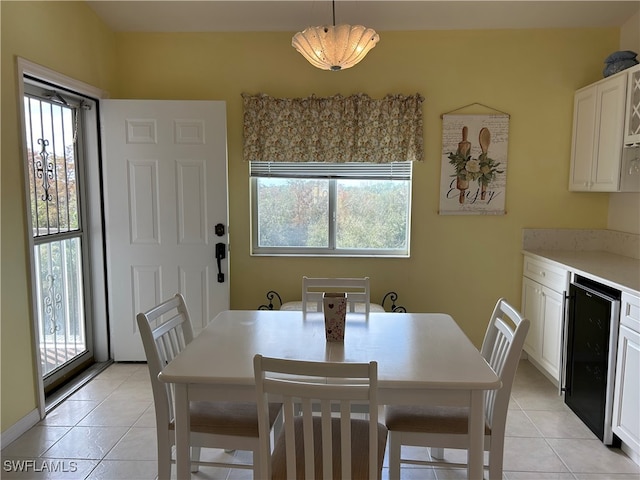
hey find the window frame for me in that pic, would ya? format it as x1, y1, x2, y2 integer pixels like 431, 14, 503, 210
250, 162, 412, 258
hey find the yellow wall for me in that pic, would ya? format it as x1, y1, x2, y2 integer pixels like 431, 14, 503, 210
1, 1, 116, 431
1, 0, 624, 434
111, 28, 616, 344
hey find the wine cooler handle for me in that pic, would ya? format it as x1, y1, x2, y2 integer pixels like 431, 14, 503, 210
559, 291, 569, 396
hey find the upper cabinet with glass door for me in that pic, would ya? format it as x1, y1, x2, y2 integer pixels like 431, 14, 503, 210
624, 64, 640, 147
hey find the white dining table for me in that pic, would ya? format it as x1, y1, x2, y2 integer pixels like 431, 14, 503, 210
159, 310, 501, 479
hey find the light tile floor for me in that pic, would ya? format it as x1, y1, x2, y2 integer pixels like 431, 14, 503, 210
2, 360, 639, 479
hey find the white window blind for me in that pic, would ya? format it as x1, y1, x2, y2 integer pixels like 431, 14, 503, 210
250, 161, 412, 180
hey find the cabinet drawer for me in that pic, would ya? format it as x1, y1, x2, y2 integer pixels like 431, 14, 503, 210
621, 292, 640, 332
523, 256, 568, 291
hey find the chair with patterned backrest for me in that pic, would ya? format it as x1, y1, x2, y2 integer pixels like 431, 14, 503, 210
137, 293, 281, 479
384, 298, 530, 480
254, 354, 388, 480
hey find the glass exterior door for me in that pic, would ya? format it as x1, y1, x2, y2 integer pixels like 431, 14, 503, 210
23, 85, 93, 391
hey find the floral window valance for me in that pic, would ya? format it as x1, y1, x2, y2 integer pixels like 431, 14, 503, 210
242, 93, 424, 163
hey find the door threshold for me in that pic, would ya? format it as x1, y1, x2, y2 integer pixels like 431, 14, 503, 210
45, 360, 113, 413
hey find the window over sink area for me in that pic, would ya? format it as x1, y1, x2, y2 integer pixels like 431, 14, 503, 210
250, 161, 412, 257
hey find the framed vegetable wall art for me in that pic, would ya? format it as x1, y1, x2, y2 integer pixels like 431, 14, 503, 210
439, 112, 509, 215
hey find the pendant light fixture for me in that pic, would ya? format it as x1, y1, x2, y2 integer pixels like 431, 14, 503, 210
292, 1, 379, 71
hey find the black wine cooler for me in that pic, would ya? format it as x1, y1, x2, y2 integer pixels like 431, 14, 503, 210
564, 275, 621, 445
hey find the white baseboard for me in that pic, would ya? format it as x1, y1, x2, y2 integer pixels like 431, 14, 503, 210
1, 409, 40, 449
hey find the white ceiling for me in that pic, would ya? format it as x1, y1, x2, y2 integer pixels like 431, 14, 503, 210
86, 1, 640, 32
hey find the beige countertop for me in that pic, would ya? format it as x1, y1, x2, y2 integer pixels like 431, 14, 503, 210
523, 249, 640, 295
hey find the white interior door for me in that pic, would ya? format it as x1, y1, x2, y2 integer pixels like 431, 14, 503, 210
102, 100, 229, 361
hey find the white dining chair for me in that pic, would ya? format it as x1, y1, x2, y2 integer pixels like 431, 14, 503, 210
280, 276, 385, 314
384, 298, 530, 480
137, 294, 282, 480
254, 354, 388, 480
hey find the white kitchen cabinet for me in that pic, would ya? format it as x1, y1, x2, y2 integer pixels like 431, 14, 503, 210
624, 64, 640, 146
521, 255, 569, 382
612, 292, 640, 459
569, 72, 627, 191
522, 277, 542, 359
